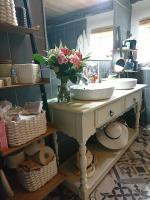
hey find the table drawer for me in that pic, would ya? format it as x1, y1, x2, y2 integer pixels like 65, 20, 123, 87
95, 99, 124, 128
125, 91, 141, 109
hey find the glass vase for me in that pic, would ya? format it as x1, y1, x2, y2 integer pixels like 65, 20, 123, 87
57, 79, 70, 103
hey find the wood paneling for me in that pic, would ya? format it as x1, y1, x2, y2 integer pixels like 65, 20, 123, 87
140, 18, 150, 27
45, 0, 110, 18
91, 26, 113, 33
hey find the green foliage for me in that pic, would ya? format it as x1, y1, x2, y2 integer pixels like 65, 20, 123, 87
33, 44, 90, 84
32, 54, 48, 65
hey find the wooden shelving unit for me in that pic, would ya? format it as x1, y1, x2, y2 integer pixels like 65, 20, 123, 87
0, 78, 50, 90
0, 7, 65, 200
0, 22, 40, 35
60, 128, 138, 196
6, 173, 65, 200
0, 121, 65, 199
0, 124, 56, 157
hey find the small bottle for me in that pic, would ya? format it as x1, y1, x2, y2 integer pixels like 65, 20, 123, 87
92, 74, 98, 83
10, 67, 18, 84
125, 52, 134, 70
129, 53, 136, 71
133, 60, 138, 71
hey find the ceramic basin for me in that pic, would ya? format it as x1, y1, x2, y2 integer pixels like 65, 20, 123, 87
70, 83, 114, 100
113, 78, 137, 90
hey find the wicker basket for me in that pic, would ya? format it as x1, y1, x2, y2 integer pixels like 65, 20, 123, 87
13, 64, 41, 83
17, 156, 57, 192
6, 111, 47, 146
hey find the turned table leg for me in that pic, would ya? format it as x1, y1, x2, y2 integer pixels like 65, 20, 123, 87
79, 143, 88, 200
134, 99, 142, 134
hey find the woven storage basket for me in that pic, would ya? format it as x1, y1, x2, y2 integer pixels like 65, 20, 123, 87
13, 64, 41, 83
17, 156, 57, 192
6, 111, 47, 146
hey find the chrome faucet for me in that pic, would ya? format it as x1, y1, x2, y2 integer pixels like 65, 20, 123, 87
78, 76, 90, 85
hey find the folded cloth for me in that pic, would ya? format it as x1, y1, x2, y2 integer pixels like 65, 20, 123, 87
24, 101, 43, 114
0, 101, 12, 119
4, 106, 23, 121
19, 159, 42, 172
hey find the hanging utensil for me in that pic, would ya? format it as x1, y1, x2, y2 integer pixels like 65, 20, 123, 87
116, 26, 125, 67
117, 26, 123, 57
114, 26, 125, 77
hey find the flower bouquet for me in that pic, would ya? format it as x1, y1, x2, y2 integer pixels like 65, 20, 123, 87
33, 44, 90, 102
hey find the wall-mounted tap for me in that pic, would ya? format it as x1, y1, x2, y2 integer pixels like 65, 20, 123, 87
78, 76, 90, 85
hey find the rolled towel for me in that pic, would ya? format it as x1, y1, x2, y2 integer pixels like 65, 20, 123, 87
32, 146, 54, 166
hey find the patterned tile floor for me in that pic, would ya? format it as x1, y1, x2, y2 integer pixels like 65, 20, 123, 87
47, 128, 150, 200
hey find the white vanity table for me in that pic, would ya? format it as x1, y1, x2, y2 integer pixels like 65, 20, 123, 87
48, 84, 146, 200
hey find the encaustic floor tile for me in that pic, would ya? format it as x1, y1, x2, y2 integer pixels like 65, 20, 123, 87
47, 128, 150, 200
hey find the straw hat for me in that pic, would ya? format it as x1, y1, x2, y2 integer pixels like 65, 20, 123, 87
76, 149, 93, 169
96, 122, 128, 150
76, 149, 95, 178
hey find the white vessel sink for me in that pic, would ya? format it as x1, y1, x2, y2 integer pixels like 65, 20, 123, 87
70, 83, 114, 100
114, 78, 137, 90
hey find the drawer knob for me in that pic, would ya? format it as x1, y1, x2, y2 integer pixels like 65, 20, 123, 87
109, 110, 114, 117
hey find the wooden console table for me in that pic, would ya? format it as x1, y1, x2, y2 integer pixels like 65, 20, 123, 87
48, 84, 146, 200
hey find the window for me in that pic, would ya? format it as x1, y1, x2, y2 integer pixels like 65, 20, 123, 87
89, 26, 113, 60
137, 18, 150, 63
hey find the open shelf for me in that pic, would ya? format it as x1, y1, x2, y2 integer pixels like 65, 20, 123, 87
124, 70, 138, 73
7, 173, 65, 200
60, 128, 138, 196
0, 22, 40, 35
0, 78, 50, 90
113, 48, 138, 52
0, 124, 57, 157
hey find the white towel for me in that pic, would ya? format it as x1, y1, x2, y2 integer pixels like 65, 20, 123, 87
76, 30, 89, 57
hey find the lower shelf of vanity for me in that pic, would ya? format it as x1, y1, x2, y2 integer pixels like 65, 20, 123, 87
60, 128, 138, 196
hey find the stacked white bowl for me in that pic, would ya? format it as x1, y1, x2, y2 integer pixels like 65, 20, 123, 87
0, 0, 18, 26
